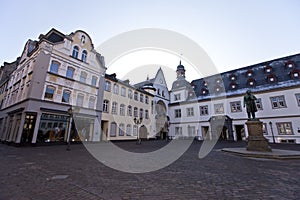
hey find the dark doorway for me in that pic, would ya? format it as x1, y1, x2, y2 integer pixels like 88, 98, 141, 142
219, 126, 228, 140
235, 125, 244, 141
21, 113, 37, 144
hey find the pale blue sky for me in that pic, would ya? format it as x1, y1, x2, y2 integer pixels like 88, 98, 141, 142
1, 0, 299, 73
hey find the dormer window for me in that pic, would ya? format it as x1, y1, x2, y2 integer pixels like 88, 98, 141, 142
203, 81, 208, 86
201, 88, 208, 95
264, 66, 272, 73
229, 74, 236, 81
230, 82, 237, 89
72, 46, 79, 58
246, 70, 253, 77
216, 78, 222, 84
290, 69, 300, 79
247, 78, 256, 86
286, 61, 295, 68
267, 74, 277, 83
81, 50, 87, 62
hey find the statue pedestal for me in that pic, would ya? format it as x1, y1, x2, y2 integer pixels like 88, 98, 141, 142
246, 120, 272, 152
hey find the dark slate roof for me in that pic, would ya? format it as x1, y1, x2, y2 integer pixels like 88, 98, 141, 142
191, 53, 300, 100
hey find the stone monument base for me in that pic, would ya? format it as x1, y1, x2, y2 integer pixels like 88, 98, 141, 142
246, 120, 272, 152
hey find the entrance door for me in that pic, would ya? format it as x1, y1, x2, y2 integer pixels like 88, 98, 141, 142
201, 126, 209, 140
21, 114, 37, 144
139, 125, 148, 139
235, 125, 245, 141
219, 126, 228, 140
101, 121, 109, 140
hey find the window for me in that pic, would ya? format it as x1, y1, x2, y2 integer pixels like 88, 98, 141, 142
145, 110, 149, 119
162, 90, 165, 97
121, 87, 126, 97
175, 109, 181, 118
263, 123, 267, 135
120, 104, 125, 116
76, 94, 84, 107
175, 127, 182, 136
112, 102, 118, 114
255, 98, 263, 110
174, 94, 181, 101
50, 61, 60, 74
295, 94, 300, 106
66, 67, 75, 79
133, 125, 138, 136
91, 76, 97, 86
72, 46, 79, 58
145, 96, 149, 104
246, 70, 253, 77
157, 89, 160, 95
214, 103, 224, 114
113, 84, 119, 94
126, 124, 131, 136
276, 122, 293, 135
134, 92, 138, 101
80, 71, 87, 83
110, 122, 117, 137
103, 100, 109, 113
186, 107, 194, 117
119, 124, 125, 136
188, 126, 196, 137
127, 105, 132, 116
134, 107, 138, 117
140, 94, 144, 102
270, 96, 286, 109
81, 50, 87, 62
200, 105, 208, 116
128, 89, 132, 99
230, 101, 242, 113
81, 35, 86, 44
229, 74, 236, 81
89, 96, 96, 109
44, 86, 55, 99
139, 108, 143, 118
105, 81, 111, 91
62, 90, 71, 103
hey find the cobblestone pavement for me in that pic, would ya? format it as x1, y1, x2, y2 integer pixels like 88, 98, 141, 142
1, 140, 300, 200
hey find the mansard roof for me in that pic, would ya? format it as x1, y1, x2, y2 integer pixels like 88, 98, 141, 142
191, 53, 300, 100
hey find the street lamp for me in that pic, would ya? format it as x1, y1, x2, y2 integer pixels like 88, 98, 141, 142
66, 106, 80, 151
269, 121, 276, 144
134, 117, 143, 144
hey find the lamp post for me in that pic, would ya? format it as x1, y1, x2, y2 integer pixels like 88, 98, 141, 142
269, 121, 276, 144
66, 107, 73, 151
134, 117, 143, 144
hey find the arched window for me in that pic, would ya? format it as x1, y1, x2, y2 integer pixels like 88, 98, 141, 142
112, 102, 118, 114
105, 81, 111, 91
133, 125, 138, 136
110, 122, 117, 137
72, 46, 79, 58
44, 86, 55, 99
145, 96, 149, 104
119, 123, 125, 136
140, 94, 144, 102
50, 61, 60, 74
134, 91, 138, 100
162, 90, 165, 97
113, 84, 119, 94
120, 104, 125, 116
88, 96, 96, 109
134, 107, 138, 117
103, 100, 109, 113
139, 108, 143, 118
62, 90, 71, 103
126, 124, 131, 136
81, 50, 87, 62
127, 105, 132, 116
145, 110, 149, 119
66, 66, 75, 79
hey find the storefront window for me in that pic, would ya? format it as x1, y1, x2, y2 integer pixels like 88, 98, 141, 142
37, 113, 69, 143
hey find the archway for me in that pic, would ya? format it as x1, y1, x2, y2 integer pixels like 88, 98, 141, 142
139, 125, 148, 140
155, 100, 169, 139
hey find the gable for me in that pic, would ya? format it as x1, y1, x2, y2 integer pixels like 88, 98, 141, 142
153, 68, 168, 88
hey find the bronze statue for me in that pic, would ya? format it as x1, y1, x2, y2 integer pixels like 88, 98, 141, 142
243, 90, 258, 120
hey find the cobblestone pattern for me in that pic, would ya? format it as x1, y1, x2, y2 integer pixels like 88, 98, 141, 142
0, 141, 300, 200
